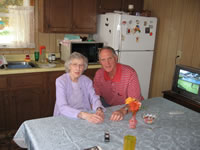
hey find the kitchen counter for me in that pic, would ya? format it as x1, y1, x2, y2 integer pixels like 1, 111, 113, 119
0, 54, 101, 75
0, 61, 101, 75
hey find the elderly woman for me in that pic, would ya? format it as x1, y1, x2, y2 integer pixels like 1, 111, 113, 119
53, 52, 104, 124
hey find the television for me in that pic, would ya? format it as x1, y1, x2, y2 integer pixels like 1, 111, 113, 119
172, 64, 200, 103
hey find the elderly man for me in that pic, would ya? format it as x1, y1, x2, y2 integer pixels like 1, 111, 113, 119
94, 46, 143, 121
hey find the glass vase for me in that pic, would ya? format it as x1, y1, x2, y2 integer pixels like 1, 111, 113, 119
129, 112, 137, 129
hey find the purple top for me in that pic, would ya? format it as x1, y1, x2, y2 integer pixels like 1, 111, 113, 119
53, 73, 104, 118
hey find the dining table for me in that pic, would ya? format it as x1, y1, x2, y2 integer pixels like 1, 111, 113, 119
13, 97, 200, 150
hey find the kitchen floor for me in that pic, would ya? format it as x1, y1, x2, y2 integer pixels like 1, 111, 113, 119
0, 130, 26, 150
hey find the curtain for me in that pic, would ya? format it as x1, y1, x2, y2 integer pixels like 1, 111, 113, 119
8, 6, 35, 48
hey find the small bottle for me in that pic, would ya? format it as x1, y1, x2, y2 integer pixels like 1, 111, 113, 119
34, 50, 39, 61
51, 53, 56, 61
48, 54, 52, 63
39, 46, 46, 63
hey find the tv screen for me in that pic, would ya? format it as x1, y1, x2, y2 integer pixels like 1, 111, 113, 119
172, 65, 200, 102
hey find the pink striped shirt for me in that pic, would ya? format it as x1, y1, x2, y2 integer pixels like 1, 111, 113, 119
93, 63, 143, 106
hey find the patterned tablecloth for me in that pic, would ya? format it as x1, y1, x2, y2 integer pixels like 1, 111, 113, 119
13, 97, 200, 150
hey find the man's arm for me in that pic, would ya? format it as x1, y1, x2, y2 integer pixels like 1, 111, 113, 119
110, 105, 129, 121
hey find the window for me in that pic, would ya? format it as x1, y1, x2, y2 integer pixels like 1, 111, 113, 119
0, 0, 35, 48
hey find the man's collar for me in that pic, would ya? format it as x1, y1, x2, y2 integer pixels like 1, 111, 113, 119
104, 63, 122, 82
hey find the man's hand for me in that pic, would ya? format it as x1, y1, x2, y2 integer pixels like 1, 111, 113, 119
110, 110, 124, 121
110, 106, 128, 121
78, 112, 104, 124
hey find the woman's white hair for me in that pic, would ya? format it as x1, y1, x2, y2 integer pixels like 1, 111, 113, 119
64, 52, 88, 72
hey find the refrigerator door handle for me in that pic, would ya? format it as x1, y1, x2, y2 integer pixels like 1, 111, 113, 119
117, 24, 122, 50
115, 49, 120, 57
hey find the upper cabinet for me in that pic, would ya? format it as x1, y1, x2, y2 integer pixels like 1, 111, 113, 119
38, 0, 97, 33
97, 0, 144, 14
72, 0, 97, 33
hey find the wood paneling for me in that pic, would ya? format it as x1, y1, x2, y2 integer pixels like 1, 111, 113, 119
144, 0, 200, 98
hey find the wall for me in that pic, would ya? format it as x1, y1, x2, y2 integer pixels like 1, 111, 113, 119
144, 0, 200, 98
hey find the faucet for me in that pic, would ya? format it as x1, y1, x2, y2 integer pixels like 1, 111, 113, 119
0, 55, 8, 69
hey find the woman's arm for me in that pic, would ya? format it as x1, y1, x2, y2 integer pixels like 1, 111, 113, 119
77, 111, 104, 124
55, 78, 81, 118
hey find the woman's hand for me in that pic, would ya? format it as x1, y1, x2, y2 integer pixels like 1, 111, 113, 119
78, 112, 104, 124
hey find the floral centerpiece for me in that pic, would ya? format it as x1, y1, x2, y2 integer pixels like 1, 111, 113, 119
125, 97, 142, 129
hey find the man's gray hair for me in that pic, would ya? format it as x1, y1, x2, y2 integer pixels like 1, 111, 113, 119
64, 52, 88, 72
98, 46, 117, 58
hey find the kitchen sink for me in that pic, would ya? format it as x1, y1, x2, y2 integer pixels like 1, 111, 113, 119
6, 61, 38, 69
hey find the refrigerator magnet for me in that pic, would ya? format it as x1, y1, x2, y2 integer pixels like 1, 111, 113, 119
131, 28, 135, 34
145, 27, 150, 34
127, 28, 131, 34
122, 21, 126, 25
136, 37, 139, 42
121, 34, 125, 41
144, 21, 147, 26
150, 32, 153, 36
134, 25, 141, 33
149, 25, 153, 29
136, 20, 139, 24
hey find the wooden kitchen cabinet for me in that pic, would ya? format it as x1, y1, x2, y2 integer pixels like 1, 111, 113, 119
46, 71, 65, 116
0, 73, 46, 130
39, 0, 72, 33
0, 91, 6, 131
97, 0, 144, 14
8, 88, 42, 129
39, 0, 97, 33
8, 73, 46, 130
163, 90, 200, 113
73, 0, 97, 33
0, 77, 8, 131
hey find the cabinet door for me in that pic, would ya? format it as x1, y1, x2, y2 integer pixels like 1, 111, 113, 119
7, 73, 46, 129
0, 77, 8, 131
0, 91, 6, 131
8, 88, 42, 129
39, 0, 73, 33
46, 71, 65, 117
73, 0, 97, 33
97, 0, 123, 13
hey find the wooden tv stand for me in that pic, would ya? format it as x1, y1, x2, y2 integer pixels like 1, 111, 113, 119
163, 90, 200, 113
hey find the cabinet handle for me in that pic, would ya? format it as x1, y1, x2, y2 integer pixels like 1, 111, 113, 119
48, 24, 50, 28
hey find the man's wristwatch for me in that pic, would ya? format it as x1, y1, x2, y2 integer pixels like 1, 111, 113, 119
124, 106, 129, 114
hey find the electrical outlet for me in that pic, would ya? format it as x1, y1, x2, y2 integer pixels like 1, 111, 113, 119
57, 39, 62, 47
177, 50, 182, 58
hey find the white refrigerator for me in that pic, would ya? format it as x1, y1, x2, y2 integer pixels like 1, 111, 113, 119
94, 13, 157, 99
